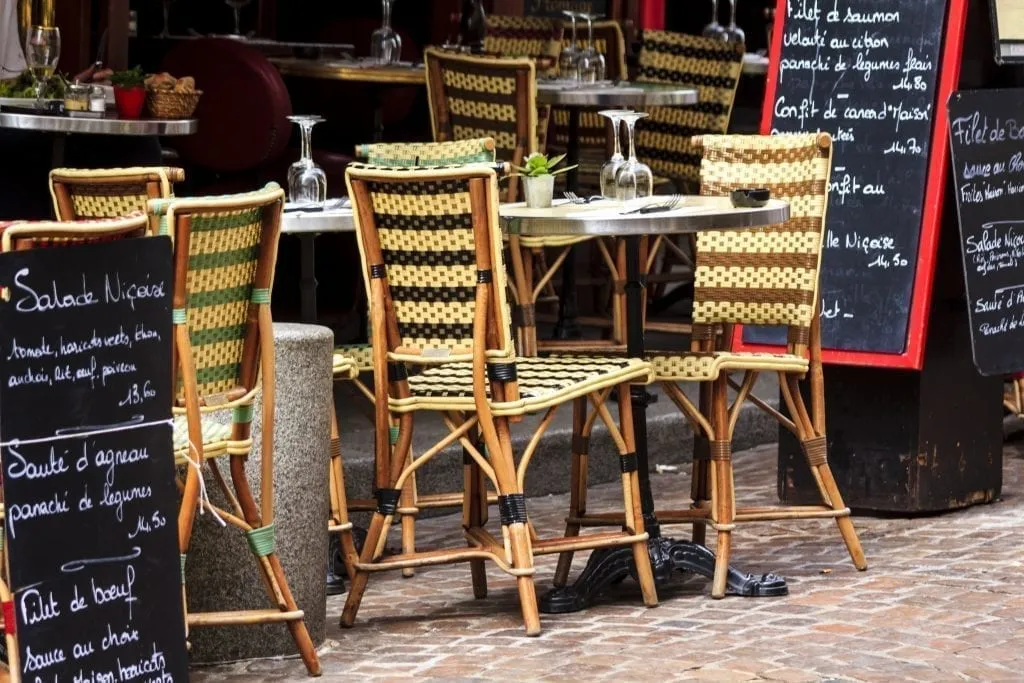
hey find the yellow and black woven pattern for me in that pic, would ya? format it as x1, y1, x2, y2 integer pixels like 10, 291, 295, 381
49, 167, 183, 221
178, 205, 265, 401
366, 176, 483, 357
425, 49, 537, 200
691, 133, 832, 331
484, 15, 563, 76
356, 138, 497, 167
635, 31, 744, 187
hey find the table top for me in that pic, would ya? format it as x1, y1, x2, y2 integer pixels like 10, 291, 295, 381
536, 81, 698, 107
0, 111, 197, 136
281, 207, 355, 234
743, 53, 770, 76
282, 196, 790, 238
501, 196, 790, 237
270, 57, 426, 85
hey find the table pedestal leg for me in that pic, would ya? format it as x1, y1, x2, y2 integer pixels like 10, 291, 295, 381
552, 108, 582, 340
299, 234, 319, 323
538, 236, 786, 614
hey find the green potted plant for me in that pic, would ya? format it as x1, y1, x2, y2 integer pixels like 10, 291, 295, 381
512, 152, 576, 208
110, 66, 146, 119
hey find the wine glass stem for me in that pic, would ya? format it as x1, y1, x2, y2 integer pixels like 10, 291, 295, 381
382, 0, 392, 29
729, 0, 737, 27
300, 123, 314, 163
711, 0, 720, 23
587, 19, 593, 50
163, 3, 171, 36
611, 118, 622, 158
626, 119, 637, 163
233, 7, 241, 34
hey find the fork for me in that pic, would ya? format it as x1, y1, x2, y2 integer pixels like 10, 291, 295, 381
620, 194, 682, 215
563, 191, 606, 204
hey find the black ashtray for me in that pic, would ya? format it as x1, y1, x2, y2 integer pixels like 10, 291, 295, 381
730, 188, 770, 208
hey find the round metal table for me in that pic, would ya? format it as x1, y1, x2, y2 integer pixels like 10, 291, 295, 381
536, 81, 698, 108
531, 81, 699, 340
282, 207, 356, 323
502, 195, 792, 613
0, 112, 197, 135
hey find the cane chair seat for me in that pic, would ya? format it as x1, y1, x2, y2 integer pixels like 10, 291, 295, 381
394, 354, 651, 414
172, 415, 240, 462
650, 351, 808, 382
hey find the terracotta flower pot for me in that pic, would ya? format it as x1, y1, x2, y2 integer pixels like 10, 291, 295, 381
114, 86, 146, 119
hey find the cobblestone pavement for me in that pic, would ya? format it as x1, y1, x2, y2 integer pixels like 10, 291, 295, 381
191, 439, 1024, 682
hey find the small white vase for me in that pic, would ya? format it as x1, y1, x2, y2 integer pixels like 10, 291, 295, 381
524, 174, 555, 208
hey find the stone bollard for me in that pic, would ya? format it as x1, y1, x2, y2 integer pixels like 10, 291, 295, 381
185, 323, 332, 664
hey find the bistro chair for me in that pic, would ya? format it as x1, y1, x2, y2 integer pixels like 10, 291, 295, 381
559, 134, 867, 598
151, 183, 321, 675
329, 138, 504, 581
340, 163, 657, 635
424, 47, 595, 356
0, 212, 151, 678
49, 166, 185, 228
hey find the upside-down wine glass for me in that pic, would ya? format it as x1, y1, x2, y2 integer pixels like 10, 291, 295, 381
559, 11, 580, 80
371, 0, 402, 65
156, 0, 176, 38
24, 25, 60, 109
614, 111, 653, 202
724, 0, 745, 45
598, 110, 629, 199
224, 0, 252, 36
287, 115, 328, 206
576, 13, 606, 83
702, 0, 728, 40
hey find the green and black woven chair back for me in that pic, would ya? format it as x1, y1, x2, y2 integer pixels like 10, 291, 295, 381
424, 48, 538, 202
346, 164, 514, 365
635, 31, 744, 190
165, 183, 285, 406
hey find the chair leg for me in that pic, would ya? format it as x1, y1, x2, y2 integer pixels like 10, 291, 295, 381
554, 397, 589, 587
229, 456, 321, 675
709, 376, 735, 600
617, 385, 658, 608
329, 404, 358, 581
800, 434, 868, 571
509, 521, 541, 636
340, 511, 388, 628
691, 381, 713, 546
399, 452, 417, 578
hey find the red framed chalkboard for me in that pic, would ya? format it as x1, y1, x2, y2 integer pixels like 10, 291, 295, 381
732, 0, 969, 370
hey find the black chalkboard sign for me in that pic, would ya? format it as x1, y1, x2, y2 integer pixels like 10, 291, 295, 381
948, 89, 1024, 376
748, 0, 951, 357
0, 238, 188, 681
525, 0, 608, 18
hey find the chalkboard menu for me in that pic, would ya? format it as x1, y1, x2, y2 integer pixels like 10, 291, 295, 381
525, 0, 608, 18
948, 89, 1024, 376
0, 238, 188, 681
745, 0, 962, 365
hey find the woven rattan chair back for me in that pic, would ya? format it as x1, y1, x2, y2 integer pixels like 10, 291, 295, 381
635, 31, 744, 189
483, 15, 563, 76
346, 164, 513, 365
355, 138, 497, 167
0, 213, 150, 252
162, 183, 284, 407
691, 133, 832, 346
425, 48, 538, 201
49, 167, 185, 225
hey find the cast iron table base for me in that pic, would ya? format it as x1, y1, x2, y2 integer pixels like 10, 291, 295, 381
539, 538, 787, 613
